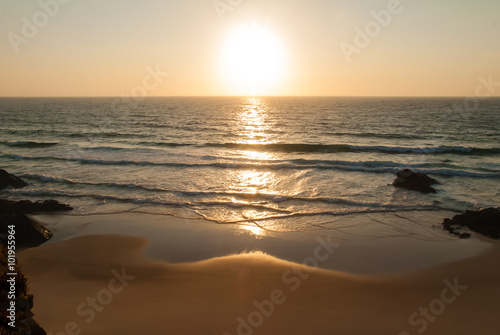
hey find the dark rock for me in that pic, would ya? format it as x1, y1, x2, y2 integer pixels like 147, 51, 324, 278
442, 208, 500, 239
16, 318, 47, 335
1, 245, 47, 335
392, 168, 440, 194
0, 169, 28, 190
0, 213, 52, 248
0, 199, 72, 214
0, 198, 68, 249
458, 232, 472, 239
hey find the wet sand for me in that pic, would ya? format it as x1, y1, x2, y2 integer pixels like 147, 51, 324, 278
29, 211, 492, 274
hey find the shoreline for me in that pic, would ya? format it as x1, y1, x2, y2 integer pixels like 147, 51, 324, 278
28, 210, 493, 274
19, 229, 500, 335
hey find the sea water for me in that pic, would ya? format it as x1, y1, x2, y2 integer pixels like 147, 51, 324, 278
0, 97, 499, 232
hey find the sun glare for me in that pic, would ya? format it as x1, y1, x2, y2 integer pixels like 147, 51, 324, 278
240, 223, 266, 237
220, 22, 287, 96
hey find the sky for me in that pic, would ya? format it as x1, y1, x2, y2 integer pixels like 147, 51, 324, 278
0, 0, 499, 97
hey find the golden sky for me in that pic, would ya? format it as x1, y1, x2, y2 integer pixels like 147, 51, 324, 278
1, 0, 499, 97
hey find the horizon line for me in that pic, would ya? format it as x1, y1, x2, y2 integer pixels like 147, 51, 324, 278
1, 95, 500, 99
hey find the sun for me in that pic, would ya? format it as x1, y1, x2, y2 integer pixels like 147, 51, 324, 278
219, 22, 287, 96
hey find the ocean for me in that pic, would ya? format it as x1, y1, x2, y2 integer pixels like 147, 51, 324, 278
0, 97, 499, 232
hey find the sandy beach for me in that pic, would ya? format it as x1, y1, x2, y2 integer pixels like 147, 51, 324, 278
18, 213, 500, 335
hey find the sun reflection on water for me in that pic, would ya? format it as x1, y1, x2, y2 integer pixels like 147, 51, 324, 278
230, 169, 274, 194
230, 98, 279, 226
235, 98, 273, 145
240, 223, 266, 237
240, 150, 271, 160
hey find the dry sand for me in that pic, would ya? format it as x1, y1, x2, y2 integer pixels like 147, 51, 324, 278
19, 229, 500, 335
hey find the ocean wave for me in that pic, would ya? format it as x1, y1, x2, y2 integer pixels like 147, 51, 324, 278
208, 143, 500, 155
3, 189, 70, 197
137, 141, 193, 147
66, 131, 151, 139
1, 187, 442, 219
21, 173, 75, 184
12, 173, 494, 217
6, 154, 500, 178
15, 173, 438, 208
21, 173, 172, 192
133, 142, 500, 156
288, 158, 446, 169
414, 169, 500, 178
1, 188, 185, 207
18, 173, 391, 206
1, 128, 152, 139
320, 131, 427, 140
81, 146, 143, 152
236, 205, 445, 223
1, 141, 59, 148
0, 188, 291, 214
2, 136, 498, 157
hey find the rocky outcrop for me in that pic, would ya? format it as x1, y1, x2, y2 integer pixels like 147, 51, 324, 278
0, 214, 53, 249
392, 169, 440, 194
0, 169, 56, 334
0, 245, 46, 335
0, 199, 73, 214
0, 172, 71, 247
442, 208, 500, 239
0, 199, 70, 249
0, 169, 28, 190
